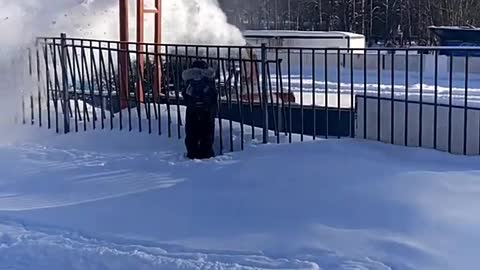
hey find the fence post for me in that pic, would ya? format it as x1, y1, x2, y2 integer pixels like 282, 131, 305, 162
60, 33, 70, 134
261, 43, 268, 143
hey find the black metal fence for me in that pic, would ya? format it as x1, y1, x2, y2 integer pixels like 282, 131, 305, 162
23, 34, 480, 155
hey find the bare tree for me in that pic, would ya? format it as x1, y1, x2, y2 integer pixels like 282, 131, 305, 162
217, 0, 480, 42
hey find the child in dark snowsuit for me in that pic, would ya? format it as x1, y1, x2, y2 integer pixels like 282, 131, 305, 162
182, 60, 218, 159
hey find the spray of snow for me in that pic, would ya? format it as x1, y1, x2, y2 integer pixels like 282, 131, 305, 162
0, 0, 244, 58
0, 0, 245, 139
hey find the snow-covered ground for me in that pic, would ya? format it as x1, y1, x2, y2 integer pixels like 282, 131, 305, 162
0, 110, 480, 270
271, 71, 480, 108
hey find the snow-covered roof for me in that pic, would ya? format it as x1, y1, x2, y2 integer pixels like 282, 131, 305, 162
428, 25, 480, 32
243, 30, 365, 39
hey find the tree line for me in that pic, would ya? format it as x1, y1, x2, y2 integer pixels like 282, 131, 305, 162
218, 0, 480, 44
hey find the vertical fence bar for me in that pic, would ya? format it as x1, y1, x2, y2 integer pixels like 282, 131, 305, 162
404, 50, 409, 146
66, 41, 76, 120
131, 49, 142, 133
250, 48, 256, 140
350, 50, 354, 138
82, 45, 92, 126
70, 41, 81, 123
464, 52, 469, 155
146, 46, 152, 134
377, 49, 381, 141
44, 40, 51, 129
71, 41, 79, 132
28, 48, 33, 78
267, 61, 277, 141
107, 42, 114, 130
109, 43, 117, 128
363, 48, 367, 139
53, 40, 60, 133
65, 40, 76, 132
141, 50, 150, 134
98, 42, 105, 130
261, 43, 268, 144
174, 46, 182, 139
165, 46, 172, 137
30, 95, 34, 125
448, 54, 453, 153
79, 42, 89, 131
239, 47, 245, 150
241, 50, 254, 141
156, 45, 162, 135
287, 48, 292, 143
255, 51, 262, 112
73, 40, 85, 124
97, 43, 106, 126
71, 42, 82, 124
312, 49, 316, 140
390, 51, 395, 144
325, 49, 329, 139
434, 50, 439, 150
28, 49, 33, 126
278, 53, 286, 138
122, 45, 129, 130
240, 52, 251, 141
144, 47, 152, 134
151, 44, 159, 121
61, 34, 70, 134
221, 52, 228, 149
89, 40, 97, 130
217, 46, 223, 154
228, 47, 234, 151
116, 42, 123, 131
337, 49, 341, 139
36, 45, 42, 128
127, 51, 137, 132
141, 47, 149, 132
299, 48, 304, 141
148, 45, 157, 121
22, 95, 26, 125
276, 49, 281, 143
419, 51, 424, 147
139, 48, 149, 134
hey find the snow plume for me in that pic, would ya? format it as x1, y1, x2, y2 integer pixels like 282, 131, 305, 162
0, 0, 117, 137
0, 0, 244, 137
0, 0, 244, 56
161, 0, 245, 45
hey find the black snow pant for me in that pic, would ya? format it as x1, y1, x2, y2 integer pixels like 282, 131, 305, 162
185, 106, 215, 159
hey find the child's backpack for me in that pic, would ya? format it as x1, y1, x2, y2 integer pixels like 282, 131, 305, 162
185, 77, 214, 107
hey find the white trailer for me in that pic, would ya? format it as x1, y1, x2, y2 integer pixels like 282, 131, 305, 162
243, 30, 366, 51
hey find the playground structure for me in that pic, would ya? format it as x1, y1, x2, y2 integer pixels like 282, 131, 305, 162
116, 0, 279, 107
118, 0, 162, 108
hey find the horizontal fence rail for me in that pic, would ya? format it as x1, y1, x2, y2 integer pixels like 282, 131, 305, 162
21, 34, 480, 155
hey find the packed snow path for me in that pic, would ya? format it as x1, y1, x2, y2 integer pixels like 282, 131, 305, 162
0, 127, 479, 270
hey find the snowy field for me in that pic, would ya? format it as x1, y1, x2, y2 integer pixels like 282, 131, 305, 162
1, 0, 480, 267
0, 110, 480, 270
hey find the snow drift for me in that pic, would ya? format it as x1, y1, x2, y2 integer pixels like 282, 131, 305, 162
0, 122, 479, 269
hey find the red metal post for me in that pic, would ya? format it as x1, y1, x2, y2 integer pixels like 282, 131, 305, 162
136, 0, 145, 103
153, 0, 162, 99
119, 0, 129, 108
119, 0, 162, 107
